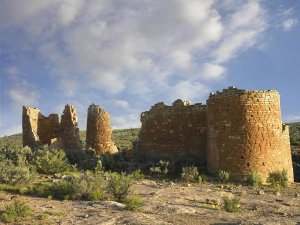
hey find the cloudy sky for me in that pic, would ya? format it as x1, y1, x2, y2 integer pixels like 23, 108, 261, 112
0, 0, 299, 136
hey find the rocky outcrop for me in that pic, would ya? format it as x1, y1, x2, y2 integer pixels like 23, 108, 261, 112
86, 104, 117, 155
60, 105, 82, 150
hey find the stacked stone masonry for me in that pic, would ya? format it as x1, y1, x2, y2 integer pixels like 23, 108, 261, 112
22, 106, 60, 147
60, 105, 82, 150
139, 99, 207, 165
22, 104, 117, 155
86, 104, 118, 155
139, 87, 294, 182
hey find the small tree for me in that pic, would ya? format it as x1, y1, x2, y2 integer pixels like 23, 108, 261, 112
218, 170, 230, 183
267, 170, 288, 189
246, 172, 262, 188
181, 166, 200, 183
107, 173, 133, 202
223, 196, 240, 213
35, 148, 69, 175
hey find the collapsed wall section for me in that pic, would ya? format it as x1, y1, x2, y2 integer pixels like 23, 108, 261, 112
86, 104, 117, 155
206, 87, 294, 181
138, 100, 207, 165
22, 106, 60, 147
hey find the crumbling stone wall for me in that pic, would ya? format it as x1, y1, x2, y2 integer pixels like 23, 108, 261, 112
206, 87, 294, 182
60, 105, 82, 150
86, 104, 117, 155
22, 105, 81, 150
138, 99, 207, 165
38, 114, 60, 145
22, 106, 60, 147
22, 106, 41, 147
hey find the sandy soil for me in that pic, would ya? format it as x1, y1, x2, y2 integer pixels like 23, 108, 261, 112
0, 180, 299, 225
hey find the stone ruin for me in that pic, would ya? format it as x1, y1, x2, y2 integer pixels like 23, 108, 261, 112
138, 87, 294, 182
22, 104, 116, 154
22, 86, 294, 182
86, 104, 117, 155
22, 106, 60, 148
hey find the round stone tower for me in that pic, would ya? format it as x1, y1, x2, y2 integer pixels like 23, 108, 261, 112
86, 104, 118, 155
206, 87, 294, 182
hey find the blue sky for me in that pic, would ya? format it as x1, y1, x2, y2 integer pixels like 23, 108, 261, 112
0, 0, 299, 136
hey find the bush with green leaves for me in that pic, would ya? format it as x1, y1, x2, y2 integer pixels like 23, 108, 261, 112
50, 173, 105, 200
100, 152, 128, 172
0, 200, 31, 223
181, 166, 200, 182
149, 160, 169, 176
218, 170, 230, 183
223, 196, 240, 213
64, 148, 101, 170
107, 172, 133, 202
35, 148, 70, 175
131, 169, 144, 181
267, 170, 288, 188
124, 196, 143, 211
0, 146, 33, 166
246, 172, 262, 188
0, 160, 33, 185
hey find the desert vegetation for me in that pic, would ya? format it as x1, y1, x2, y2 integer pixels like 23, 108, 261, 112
0, 127, 299, 224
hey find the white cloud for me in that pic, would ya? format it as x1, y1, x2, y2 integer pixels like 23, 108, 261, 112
170, 81, 210, 101
284, 115, 300, 123
282, 18, 298, 31
57, 0, 83, 26
111, 114, 141, 129
201, 63, 226, 80
110, 100, 129, 109
1, 0, 270, 128
213, 31, 257, 63
9, 80, 40, 109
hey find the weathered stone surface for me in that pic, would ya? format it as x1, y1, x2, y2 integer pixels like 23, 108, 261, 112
38, 114, 60, 145
206, 87, 294, 182
22, 106, 60, 147
22, 106, 41, 147
138, 87, 294, 182
60, 105, 82, 150
138, 99, 207, 165
86, 104, 117, 155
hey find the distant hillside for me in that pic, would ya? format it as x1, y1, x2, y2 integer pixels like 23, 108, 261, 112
0, 123, 299, 149
0, 128, 140, 150
287, 122, 300, 147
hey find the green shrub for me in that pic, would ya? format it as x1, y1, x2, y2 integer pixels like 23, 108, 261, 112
246, 172, 262, 188
0, 200, 31, 223
181, 166, 200, 182
0, 146, 33, 166
107, 172, 132, 202
73, 173, 105, 200
131, 169, 144, 181
35, 148, 70, 175
267, 170, 288, 188
149, 160, 169, 176
65, 148, 101, 170
0, 161, 33, 185
50, 177, 77, 200
223, 196, 240, 213
218, 170, 230, 183
100, 152, 128, 172
125, 196, 143, 211
50, 173, 105, 200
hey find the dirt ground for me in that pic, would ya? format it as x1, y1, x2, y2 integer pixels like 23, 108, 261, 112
0, 180, 299, 225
